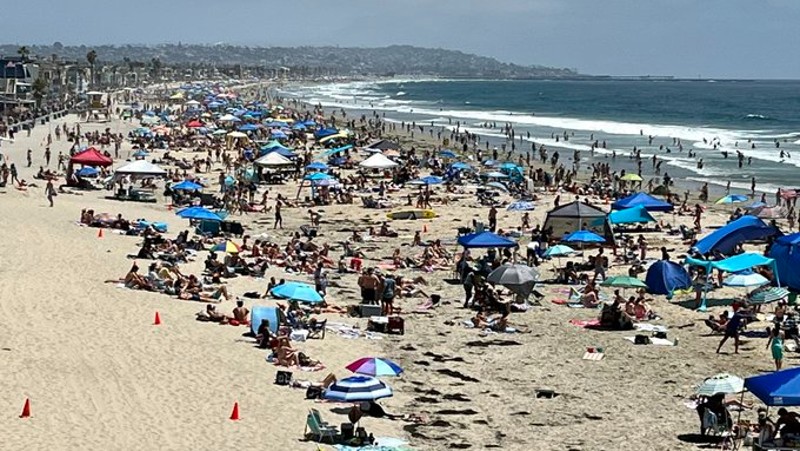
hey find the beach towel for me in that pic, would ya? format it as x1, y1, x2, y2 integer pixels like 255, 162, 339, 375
634, 324, 669, 334
624, 336, 674, 346
334, 437, 412, 451
569, 319, 601, 328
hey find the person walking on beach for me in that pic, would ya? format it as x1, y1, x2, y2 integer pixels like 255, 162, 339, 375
314, 262, 328, 297
751, 177, 757, 197
26, 149, 32, 167
488, 206, 497, 232
45, 179, 56, 207
273, 198, 283, 229
767, 325, 785, 371
9, 163, 19, 185
44, 147, 51, 166
716, 309, 744, 354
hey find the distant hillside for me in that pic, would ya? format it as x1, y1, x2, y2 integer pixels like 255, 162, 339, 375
0, 43, 577, 79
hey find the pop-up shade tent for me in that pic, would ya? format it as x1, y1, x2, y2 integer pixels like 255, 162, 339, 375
70, 147, 113, 167
692, 215, 781, 255
255, 152, 293, 167
745, 366, 800, 406
457, 231, 517, 248
597, 205, 656, 226
250, 306, 279, 335
611, 192, 673, 212
645, 260, 692, 295
359, 153, 398, 169
768, 233, 800, 292
685, 252, 779, 285
543, 201, 613, 242
113, 160, 167, 178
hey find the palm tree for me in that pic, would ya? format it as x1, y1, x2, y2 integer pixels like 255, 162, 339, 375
31, 77, 48, 106
17, 46, 30, 60
86, 49, 97, 87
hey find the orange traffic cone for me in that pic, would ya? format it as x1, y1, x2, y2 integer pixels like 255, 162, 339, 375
154, 311, 161, 326
230, 402, 240, 421
97, 228, 104, 238
20, 398, 31, 418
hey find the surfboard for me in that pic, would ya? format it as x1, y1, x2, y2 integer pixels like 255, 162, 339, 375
386, 209, 437, 220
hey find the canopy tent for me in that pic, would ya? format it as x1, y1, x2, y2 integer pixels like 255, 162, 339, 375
364, 139, 400, 151
685, 252, 780, 286
768, 233, 800, 292
70, 147, 113, 167
645, 260, 692, 295
745, 366, 800, 406
254, 152, 293, 167
314, 127, 339, 139
692, 215, 781, 256
457, 231, 517, 249
611, 192, 673, 212
543, 201, 614, 243
114, 160, 167, 177
359, 153, 398, 169
171, 180, 203, 191
605, 205, 656, 225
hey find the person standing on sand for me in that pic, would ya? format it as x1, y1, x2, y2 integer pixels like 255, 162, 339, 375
44, 147, 51, 167
9, 163, 19, 185
716, 309, 744, 354
694, 204, 703, 231
273, 198, 283, 229
766, 325, 784, 371
26, 149, 32, 167
45, 179, 56, 207
488, 206, 497, 232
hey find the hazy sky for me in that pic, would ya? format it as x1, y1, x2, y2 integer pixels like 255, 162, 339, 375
3, 0, 800, 78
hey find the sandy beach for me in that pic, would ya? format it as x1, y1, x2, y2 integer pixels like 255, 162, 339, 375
0, 83, 794, 451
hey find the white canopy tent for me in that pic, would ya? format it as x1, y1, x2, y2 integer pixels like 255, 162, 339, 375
255, 152, 293, 167
113, 160, 167, 179
359, 153, 398, 169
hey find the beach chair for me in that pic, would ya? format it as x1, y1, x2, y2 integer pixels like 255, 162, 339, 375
304, 411, 338, 443
307, 319, 327, 339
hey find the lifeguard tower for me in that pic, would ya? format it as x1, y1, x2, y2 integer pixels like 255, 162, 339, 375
85, 91, 110, 122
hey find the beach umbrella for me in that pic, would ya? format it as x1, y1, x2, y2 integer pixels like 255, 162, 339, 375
171, 180, 203, 192
132, 149, 149, 159
506, 201, 535, 211
749, 286, 790, 304
483, 159, 498, 167
620, 173, 643, 182
715, 194, 749, 205
696, 373, 745, 396
271, 130, 288, 139
439, 149, 457, 159
563, 230, 606, 244
346, 358, 404, 377
323, 376, 393, 402
238, 123, 258, 132
186, 120, 203, 128
600, 275, 648, 289
487, 264, 539, 297
486, 182, 509, 193
485, 171, 510, 179
723, 272, 770, 287
76, 167, 99, 177
304, 172, 332, 181
416, 175, 444, 185
211, 240, 241, 254
306, 162, 329, 171
450, 162, 472, 171
543, 244, 576, 258
270, 282, 323, 304
177, 207, 222, 222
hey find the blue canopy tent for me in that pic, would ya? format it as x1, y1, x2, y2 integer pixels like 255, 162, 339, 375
260, 145, 296, 159
172, 180, 203, 191
692, 215, 781, 256
322, 144, 353, 158
685, 252, 780, 311
605, 205, 656, 225
306, 162, 329, 171
457, 231, 517, 249
315, 128, 339, 139
768, 233, 800, 292
612, 192, 674, 212
745, 366, 800, 406
645, 260, 691, 296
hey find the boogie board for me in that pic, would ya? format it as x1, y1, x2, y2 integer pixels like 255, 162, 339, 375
386, 209, 437, 220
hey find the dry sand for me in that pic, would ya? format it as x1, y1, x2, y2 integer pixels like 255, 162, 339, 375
0, 96, 789, 451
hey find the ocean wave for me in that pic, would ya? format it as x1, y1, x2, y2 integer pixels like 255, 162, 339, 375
396, 91, 407, 96
743, 114, 774, 121
686, 177, 779, 194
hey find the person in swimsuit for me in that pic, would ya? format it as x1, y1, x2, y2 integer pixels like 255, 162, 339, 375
767, 326, 785, 371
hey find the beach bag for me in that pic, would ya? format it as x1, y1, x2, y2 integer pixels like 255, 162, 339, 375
275, 371, 292, 386
305, 386, 323, 400
634, 334, 651, 345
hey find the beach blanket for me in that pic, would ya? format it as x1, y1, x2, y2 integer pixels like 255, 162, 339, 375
634, 323, 669, 334
624, 336, 674, 346
334, 437, 412, 451
569, 319, 601, 328
552, 299, 586, 308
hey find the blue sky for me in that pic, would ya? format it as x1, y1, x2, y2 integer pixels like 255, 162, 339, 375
3, 0, 800, 78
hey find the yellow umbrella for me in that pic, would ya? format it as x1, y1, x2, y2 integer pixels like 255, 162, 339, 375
211, 240, 241, 254
620, 173, 642, 182
319, 132, 350, 144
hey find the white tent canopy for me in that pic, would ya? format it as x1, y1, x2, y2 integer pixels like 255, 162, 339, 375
255, 152, 293, 167
218, 114, 241, 122
359, 153, 398, 169
114, 160, 167, 177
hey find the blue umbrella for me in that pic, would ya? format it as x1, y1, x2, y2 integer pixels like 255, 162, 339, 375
450, 162, 472, 171
485, 171, 509, 179
76, 167, 99, 177
483, 159, 498, 166
306, 162, 329, 171
238, 123, 258, 132
486, 181, 509, 192
417, 175, 444, 185
177, 207, 222, 222
716, 194, 749, 205
172, 180, 203, 191
270, 282, 323, 304
499, 162, 520, 170
271, 130, 288, 139
323, 376, 393, 402
265, 121, 289, 128
563, 230, 606, 244
439, 150, 457, 159
132, 149, 149, 158
506, 201, 535, 211
543, 244, 576, 257
304, 172, 332, 181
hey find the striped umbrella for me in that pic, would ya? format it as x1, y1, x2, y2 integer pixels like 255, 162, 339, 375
211, 240, 241, 254
696, 373, 744, 396
346, 357, 404, 377
323, 376, 393, 402
749, 286, 790, 305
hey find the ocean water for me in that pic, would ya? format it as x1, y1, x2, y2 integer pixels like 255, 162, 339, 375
281, 79, 800, 195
